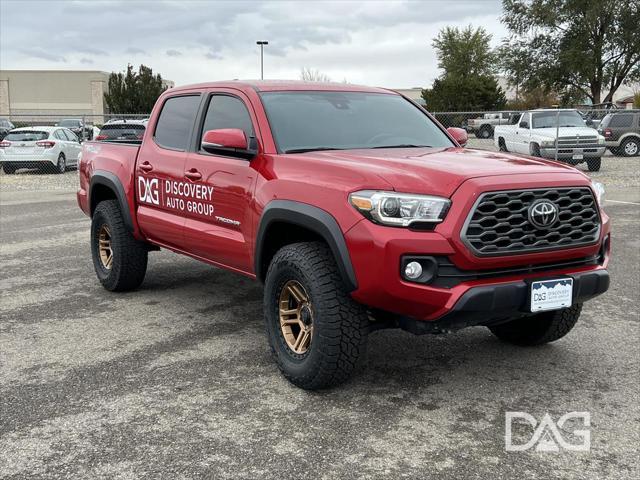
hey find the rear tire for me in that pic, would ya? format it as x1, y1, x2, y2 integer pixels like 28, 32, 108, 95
488, 304, 582, 346
2, 164, 16, 174
264, 242, 369, 390
55, 153, 66, 174
587, 157, 601, 172
91, 200, 148, 291
620, 137, 639, 157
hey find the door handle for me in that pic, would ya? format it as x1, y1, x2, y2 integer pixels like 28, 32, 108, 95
184, 169, 202, 181
139, 162, 153, 172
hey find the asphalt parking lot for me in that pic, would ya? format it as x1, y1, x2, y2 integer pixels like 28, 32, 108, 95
1, 151, 639, 479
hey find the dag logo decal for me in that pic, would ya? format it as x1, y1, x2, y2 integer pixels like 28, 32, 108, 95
138, 176, 159, 205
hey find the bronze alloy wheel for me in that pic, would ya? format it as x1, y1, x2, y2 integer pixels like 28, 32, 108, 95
279, 280, 313, 354
98, 225, 113, 270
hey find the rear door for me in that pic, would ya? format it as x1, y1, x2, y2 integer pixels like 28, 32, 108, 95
182, 90, 260, 273
135, 93, 202, 249
61, 129, 82, 162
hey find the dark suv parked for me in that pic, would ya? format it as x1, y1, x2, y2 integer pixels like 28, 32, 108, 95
598, 110, 640, 157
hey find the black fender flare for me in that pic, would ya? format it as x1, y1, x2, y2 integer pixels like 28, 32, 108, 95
255, 200, 358, 292
89, 170, 134, 231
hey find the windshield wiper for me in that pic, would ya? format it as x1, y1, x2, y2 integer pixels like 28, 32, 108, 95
284, 147, 347, 154
371, 144, 432, 149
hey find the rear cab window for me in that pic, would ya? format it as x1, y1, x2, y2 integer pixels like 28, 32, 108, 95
154, 95, 201, 150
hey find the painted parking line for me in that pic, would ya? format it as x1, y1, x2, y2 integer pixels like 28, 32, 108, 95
605, 199, 640, 206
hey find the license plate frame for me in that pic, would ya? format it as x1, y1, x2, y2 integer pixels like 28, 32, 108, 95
529, 278, 574, 312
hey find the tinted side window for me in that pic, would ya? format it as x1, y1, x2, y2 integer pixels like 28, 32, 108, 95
609, 114, 633, 128
201, 95, 254, 142
154, 95, 200, 150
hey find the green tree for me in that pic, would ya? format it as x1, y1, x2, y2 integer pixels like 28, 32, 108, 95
423, 75, 507, 111
104, 64, 167, 114
422, 26, 506, 111
500, 0, 640, 104
634, 92, 640, 108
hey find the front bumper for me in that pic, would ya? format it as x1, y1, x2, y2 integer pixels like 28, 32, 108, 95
539, 146, 605, 160
398, 269, 609, 334
344, 174, 611, 326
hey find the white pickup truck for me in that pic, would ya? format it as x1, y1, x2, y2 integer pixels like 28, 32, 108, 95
493, 109, 606, 171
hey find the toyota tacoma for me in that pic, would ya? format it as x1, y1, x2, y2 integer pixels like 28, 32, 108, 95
77, 81, 610, 389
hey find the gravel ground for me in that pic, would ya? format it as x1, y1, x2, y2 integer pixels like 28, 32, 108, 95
1, 151, 639, 479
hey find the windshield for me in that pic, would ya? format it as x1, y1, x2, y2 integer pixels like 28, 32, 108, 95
531, 111, 586, 129
260, 91, 454, 153
5, 131, 49, 141
59, 120, 81, 127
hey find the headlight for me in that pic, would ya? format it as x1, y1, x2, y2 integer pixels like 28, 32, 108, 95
540, 140, 555, 148
591, 181, 605, 205
349, 190, 450, 227
598, 135, 605, 144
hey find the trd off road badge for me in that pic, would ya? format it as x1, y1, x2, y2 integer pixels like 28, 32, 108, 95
137, 176, 215, 218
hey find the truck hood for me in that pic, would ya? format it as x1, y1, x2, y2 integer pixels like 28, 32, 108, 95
293, 147, 583, 197
532, 126, 600, 139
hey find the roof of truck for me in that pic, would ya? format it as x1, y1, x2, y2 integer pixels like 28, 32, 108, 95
169, 80, 394, 95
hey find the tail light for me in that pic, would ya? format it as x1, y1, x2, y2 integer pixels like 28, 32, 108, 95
96, 135, 107, 140
36, 140, 56, 149
603, 128, 612, 138
0, 141, 10, 148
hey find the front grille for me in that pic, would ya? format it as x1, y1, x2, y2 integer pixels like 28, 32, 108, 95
462, 188, 600, 256
557, 136, 600, 149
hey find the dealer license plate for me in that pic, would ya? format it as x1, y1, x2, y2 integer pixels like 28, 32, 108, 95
572, 154, 584, 160
530, 278, 573, 312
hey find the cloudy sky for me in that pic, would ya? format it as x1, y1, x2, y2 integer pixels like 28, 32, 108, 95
0, 0, 507, 88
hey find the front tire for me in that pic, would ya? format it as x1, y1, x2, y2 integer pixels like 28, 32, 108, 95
529, 143, 541, 157
264, 242, 369, 390
91, 200, 148, 291
488, 304, 582, 346
498, 137, 508, 152
587, 157, 601, 172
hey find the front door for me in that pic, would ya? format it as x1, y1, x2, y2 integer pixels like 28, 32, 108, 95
135, 93, 201, 249
182, 91, 260, 274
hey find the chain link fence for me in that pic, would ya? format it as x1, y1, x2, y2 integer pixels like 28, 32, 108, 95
1, 109, 636, 175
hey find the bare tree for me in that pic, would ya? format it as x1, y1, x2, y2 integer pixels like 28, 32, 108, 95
300, 67, 332, 82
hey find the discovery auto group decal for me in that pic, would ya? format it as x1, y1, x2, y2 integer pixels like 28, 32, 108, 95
138, 175, 215, 218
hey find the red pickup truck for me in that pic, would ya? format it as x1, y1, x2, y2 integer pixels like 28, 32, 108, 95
78, 81, 610, 389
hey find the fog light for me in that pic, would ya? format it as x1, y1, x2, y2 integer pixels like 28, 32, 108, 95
404, 261, 423, 280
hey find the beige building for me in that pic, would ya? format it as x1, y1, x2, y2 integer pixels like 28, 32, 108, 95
0, 70, 111, 117
0, 70, 175, 120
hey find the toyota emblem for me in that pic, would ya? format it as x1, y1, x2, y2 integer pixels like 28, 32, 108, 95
528, 200, 558, 229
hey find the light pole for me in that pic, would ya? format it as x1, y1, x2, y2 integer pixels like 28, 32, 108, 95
256, 41, 268, 79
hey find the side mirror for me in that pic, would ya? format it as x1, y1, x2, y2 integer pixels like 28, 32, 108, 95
202, 129, 253, 158
447, 127, 468, 147
519, 121, 529, 129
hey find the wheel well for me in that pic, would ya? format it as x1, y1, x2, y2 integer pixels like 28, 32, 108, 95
257, 221, 324, 281
90, 183, 117, 216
